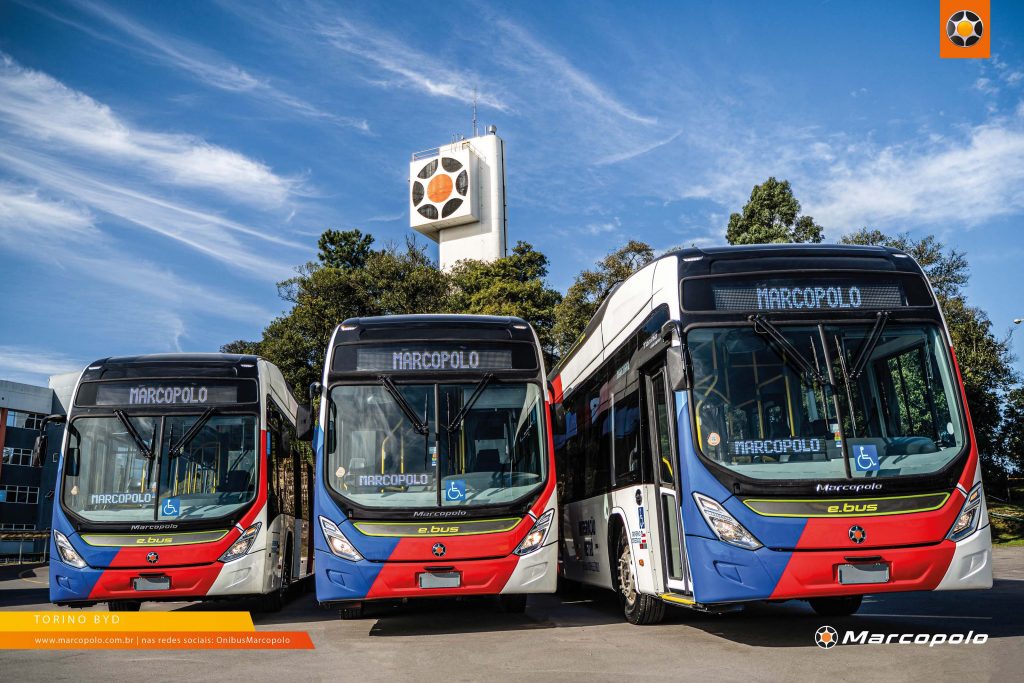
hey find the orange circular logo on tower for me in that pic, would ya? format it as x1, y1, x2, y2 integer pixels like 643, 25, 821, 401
427, 174, 453, 203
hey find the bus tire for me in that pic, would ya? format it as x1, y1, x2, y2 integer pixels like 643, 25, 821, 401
498, 594, 527, 613
258, 540, 292, 613
809, 595, 863, 617
107, 600, 141, 612
614, 532, 664, 625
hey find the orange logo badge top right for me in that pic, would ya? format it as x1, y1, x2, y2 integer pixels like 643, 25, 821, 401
941, 1, 990, 58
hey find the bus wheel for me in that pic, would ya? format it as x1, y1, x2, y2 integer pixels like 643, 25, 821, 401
809, 595, 863, 617
258, 546, 292, 613
338, 603, 364, 619
615, 533, 664, 625
498, 594, 527, 613
107, 601, 141, 612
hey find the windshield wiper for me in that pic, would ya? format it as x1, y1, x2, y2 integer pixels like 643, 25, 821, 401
114, 410, 154, 460
443, 374, 493, 433
846, 311, 891, 381
167, 407, 216, 460
378, 376, 429, 435
749, 315, 827, 385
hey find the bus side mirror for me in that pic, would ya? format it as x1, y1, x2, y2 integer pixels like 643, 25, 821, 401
31, 433, 47, 468
296, 404, 314, 442
31, 413, 67, 467
309, 381, 322, 403
666, 346, 690, 391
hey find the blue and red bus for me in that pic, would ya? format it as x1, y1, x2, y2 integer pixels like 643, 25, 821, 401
550, 244, 992, 623
312, 315, 557, 617
38, 354, 312, 611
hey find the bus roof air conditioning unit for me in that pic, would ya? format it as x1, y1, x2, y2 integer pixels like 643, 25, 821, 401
409, 146, 479, 233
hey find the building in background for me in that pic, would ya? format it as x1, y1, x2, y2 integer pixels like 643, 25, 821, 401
0, 376, 70, 556
409, 126, 508, 270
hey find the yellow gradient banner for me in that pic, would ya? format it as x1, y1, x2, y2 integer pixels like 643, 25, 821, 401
0, 611, 255, 632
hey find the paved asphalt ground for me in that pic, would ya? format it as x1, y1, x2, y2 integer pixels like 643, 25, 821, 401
1, 548, 1022, 682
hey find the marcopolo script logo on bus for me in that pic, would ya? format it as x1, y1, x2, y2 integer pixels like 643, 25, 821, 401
392, 350, 481, 371
129, 385, 210, 405
756, 284, 865, 311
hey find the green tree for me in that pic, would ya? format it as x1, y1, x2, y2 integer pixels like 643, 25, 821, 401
552, 240, 654, 357
999, 387, 1024, 482
219, 339, 262, 355
841, 229, 1018, 481
447, 241, 563, 365
726, 177, 824, 245
317, 228, 375, 270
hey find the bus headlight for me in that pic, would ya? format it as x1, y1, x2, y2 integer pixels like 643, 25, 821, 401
219, 523, 261, 563
53, 530, 87, 568
514, 509, 554, 556
319, 516, 362, 561
947, 484, 984, 542
693, 493, 762, 550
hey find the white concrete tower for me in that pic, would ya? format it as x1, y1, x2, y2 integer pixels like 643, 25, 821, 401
409, 127, 507, 270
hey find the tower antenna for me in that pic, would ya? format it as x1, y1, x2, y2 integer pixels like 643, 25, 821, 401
472, 87, 478, 138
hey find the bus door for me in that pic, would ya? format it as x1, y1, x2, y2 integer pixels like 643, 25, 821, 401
645, 367, 690, 594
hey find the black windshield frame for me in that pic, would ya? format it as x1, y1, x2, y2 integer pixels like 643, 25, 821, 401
322, 378, 550, 520
60, 407, 261, 531
681, 316, 972, 496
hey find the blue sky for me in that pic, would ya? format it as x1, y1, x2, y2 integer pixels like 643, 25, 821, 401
1, 1, 1023, 385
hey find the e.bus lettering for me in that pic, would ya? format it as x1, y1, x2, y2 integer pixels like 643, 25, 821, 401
392, 350, 480, 371
756, 285, 863, 311
128, 385, 209, 405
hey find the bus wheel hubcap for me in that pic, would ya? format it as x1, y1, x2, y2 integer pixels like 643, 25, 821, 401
619, 547, 636, 605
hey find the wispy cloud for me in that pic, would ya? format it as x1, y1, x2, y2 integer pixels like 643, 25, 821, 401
21, 0, 369, 131
0, 345, 83, 386
596, 129, 684, 165
807, 120, 1024, 230
314, 16, 507, 111
0, 54, 301, 209
494, 18, 656, 127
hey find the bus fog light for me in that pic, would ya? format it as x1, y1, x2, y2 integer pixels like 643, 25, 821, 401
54, 530, 87, 568
948, 484, 983, 542
693, 493, 762, 551
320, 516, 362, 561
514, 510, 554, 556
219, 523, 261, 563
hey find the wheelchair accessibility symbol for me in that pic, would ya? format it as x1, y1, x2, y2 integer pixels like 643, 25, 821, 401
162, 497, 180, 517
854, 445, 880, 472
445, 479, 466, 502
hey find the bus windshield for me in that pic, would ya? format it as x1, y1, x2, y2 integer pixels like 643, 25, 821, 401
687, 323, 965, 481
327, 382, 546, 509
63, 413, 259, 522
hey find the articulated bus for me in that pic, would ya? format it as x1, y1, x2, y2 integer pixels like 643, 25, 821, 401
550, 244, 992, 624
37, 354, 313, 611
313, 315, 557, 617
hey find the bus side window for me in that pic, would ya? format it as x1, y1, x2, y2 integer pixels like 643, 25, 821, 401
613, 383, 642, 486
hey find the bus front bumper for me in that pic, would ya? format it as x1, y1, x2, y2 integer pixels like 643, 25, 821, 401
50, 551, 267, 604
315, 542, 556, 602
686, 525, 992, 605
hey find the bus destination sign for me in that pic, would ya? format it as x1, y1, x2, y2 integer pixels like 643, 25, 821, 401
78, 381, 250, 407
356, 347, 513, 372
711, 280, 905, 312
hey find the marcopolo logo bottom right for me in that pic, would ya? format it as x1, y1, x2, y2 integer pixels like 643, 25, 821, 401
815, 625, 989, 649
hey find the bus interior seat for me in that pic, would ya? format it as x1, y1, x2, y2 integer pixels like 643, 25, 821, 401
474, 449, 501, 472
222, 470, 252, 493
